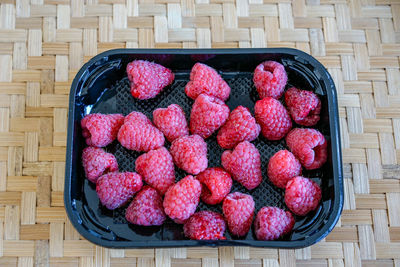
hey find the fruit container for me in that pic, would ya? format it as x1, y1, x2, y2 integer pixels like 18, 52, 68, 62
65, 48, 343, 248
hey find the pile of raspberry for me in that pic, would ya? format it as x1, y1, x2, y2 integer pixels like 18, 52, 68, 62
80, 59, 327, 241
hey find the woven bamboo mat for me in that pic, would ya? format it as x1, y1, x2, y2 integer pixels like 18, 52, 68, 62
0, 0, 399, 266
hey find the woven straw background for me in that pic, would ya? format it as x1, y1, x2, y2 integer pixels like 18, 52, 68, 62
0, 0, 399, 266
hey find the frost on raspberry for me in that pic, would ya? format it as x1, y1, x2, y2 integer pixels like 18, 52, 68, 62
254, 206, 295, 241
82, 147, 118, 183
223, 192, 255, 237
253, 61, 288, 99
153, 104, 189, 142
285, 87, 321, 126
267, 150, 301, 189
197, 167, 232, 205
81, 113, 124, 147
183, 211, 226, 240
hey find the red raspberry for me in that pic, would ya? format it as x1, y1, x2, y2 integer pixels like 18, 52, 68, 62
285, 176, 322, 216
222, 192, 255, 237
221, 141, 262, 190
267, 150, 301, 189
163, 175, 202, 224
217, 106, 261, 149
170, 135, 208, 175
254, 207, 295, 241
117, 111, 165, 152
190, 94, 230, 139
82, 147, 118, 183
153, 104, 189, 142
183, 211, 226, 240
126, 60, 174, 100
125, 186, 166, 226
285, 87, 321, 126
196, 167, 232, 205
254, 97, 292, 140
96, 172, 143, 210
81, 113, 124, 147
286, 128, 327, 170
185, 63, 231, 101
253, 61, 288, 99
135, 147, 175, 195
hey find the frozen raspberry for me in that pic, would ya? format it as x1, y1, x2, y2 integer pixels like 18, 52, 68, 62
267, 150, 301, 189
170, 135, 208, 175
253, 61, 288, 99
96, 172, 143, 210
197, 167, 232, 205
222, 192, 255, 237
254, 207, 295, 241
153, 104, 189, 142
135, 147, 175, 195
183, 211, 226, 240
125, 186, 166, 226
254, 97, 292, 140
185, 63, 231, 101
118, 111, 165, 152
190, 94, 230, 139
286, 128, 327, 170
217, 106, 261, 149
221, 141, 262, 190
81, 113, 124, 147
82, 147, 118, 183
285, 87, 321, 126
285, 176, 322, 216
163, 175, 202, 223
126, 60, 174, 100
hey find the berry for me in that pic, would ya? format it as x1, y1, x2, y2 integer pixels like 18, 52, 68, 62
153, 104, 189, 142
222, 192, 255, 237
217, 106, 261, 149
253, 61, 288, 99
125, 186, 166, 226
197, 167, 232, 205
221, 141, 262, 190
82, 147, 118, 183
135, 147, 175, 195
254, 207, 295, 241
170, 135, 208, 175
190, 94, 230, 139
267, 150, 301, 189
285, 176, 322, 216
285, 87, 321, 126
254, 97, 292, 140
125, 111, 152, 125
183, 211, 226, 240
185, 63, 231, 101
81, 113, 124, 147
286, 128, 327, 170
96, 172, 143, 210
126, 60, 174, 100
163, 175, 202, 224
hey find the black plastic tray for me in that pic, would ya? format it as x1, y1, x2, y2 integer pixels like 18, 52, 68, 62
65, 48, 343, 248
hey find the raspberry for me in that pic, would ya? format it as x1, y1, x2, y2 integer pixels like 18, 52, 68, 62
267, 150, 301, 189
286, 128, 327, 170
254, 97, 292, 140
153, 104, 189, 142
222, 192, 255, 237
183, 211, 226, 240
196, 167, 232, 205
221, 141, 262, 190
217, 106, 261, 149
170, 135, 208, 175
126, 60, 174, 100
135, 147, 175, 195
185, 63, 231, 101
81, 113, 124, 147
125, 186, 166, 226
82, 147, 118, 183
96, 172, 143, 210
285, 176, 322, 216
253, 61, 288, 99
117, 111, 165, 152
254, 207, 295, 241
285, 87, 321, 126
190, 94, 230, 139
163, 175, 202, 223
